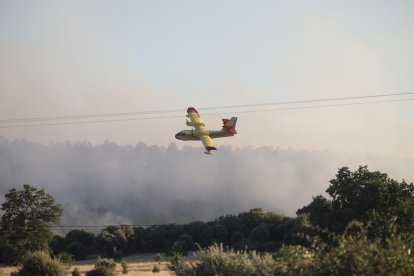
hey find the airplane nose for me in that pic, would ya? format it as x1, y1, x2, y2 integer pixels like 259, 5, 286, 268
175, 133, 180, 140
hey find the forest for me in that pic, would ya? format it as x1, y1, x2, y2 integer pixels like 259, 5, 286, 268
0, 166, 413, 275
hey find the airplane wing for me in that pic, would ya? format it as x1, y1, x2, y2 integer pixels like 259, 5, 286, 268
187, 107, 207, 131
200, 134, 217, 151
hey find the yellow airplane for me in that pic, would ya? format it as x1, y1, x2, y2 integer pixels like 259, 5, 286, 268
175, 107, 238, 154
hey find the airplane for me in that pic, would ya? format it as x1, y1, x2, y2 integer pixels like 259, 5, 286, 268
175, 107, 238, 154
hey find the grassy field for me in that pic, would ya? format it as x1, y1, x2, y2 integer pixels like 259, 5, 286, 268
0, 253, 176, 276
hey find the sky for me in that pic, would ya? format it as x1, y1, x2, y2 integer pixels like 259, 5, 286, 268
0, 1, 414, 225
1, 1, 414, 158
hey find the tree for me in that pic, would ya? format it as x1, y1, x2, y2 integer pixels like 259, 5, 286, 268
64, 242, 87, 260
185, 222, 212, 247
63, 229, 95, 258
65, 229, 95, 249
94, 225, 135, 258
171, 234, 194, 255
0, 184, 63, 263
297, 166, 414, 243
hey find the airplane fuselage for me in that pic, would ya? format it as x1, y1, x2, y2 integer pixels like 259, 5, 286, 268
175, 107, 237, 154
175, 129, 233, 141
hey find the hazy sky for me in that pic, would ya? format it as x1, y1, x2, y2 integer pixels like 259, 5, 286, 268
1, 1, 414, 158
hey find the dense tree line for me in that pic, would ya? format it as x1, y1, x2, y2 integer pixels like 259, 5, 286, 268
49, 208, 307, 260
1, 165, 413, 267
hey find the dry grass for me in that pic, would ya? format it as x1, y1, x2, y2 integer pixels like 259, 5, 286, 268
0, 253, 176, 276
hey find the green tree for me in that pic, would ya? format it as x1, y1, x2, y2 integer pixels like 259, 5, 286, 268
0, 184, 63, 263
64, 242, 87, 260
297, 166, 414, 243
65, 229, 95, 250
171, 234, 194, 255
185, 221, 212, 247
94, 225, 135, 258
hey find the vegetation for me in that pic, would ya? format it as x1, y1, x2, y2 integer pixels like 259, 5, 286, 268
48, 208, 298, 260
86, 257, 117, 276
167, 252, 189, 273
57, 252, 73, 264
94, 225, 135, 259
13, 251, 66, 276
64, 241, 87, 260
152, 264, 160, 273
153, 253, 162, 274
154, 253, 163, 263
1, 166, 413, 275
0, 185, 63, 264
72, 267, 81, 276
121, 260, 129, 274
297, 166, 414, 245
173, 223, 414, 275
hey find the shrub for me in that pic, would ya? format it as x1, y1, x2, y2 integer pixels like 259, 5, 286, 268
86, 257, 117, 276
154, 253, 163, 263
72, 267, 81, 276
152, 264, 160, 273
168, 252, 192, 275
185, 222, 414, 275
14, 251, 66, 276
121, 260, 128, 274
315, 222, 414, 275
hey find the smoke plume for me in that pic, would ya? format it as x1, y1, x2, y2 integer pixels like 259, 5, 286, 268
0, 138, 412, 226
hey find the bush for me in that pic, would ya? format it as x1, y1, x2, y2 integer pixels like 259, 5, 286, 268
152, 264, 160, 273
168, 252, 192, 274
184, 222, 414, 275
72, 267, 81, 276
14, 251, 66, 276
86, 257, 117, 276
154, 253, 163, 263
315, 222, 414, 275
121, 260, 128, 274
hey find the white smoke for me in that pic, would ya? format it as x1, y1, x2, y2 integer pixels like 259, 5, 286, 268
0, 138, 412, 226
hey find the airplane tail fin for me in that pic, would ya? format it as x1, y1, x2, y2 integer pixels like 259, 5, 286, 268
222, 117, 238, 135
